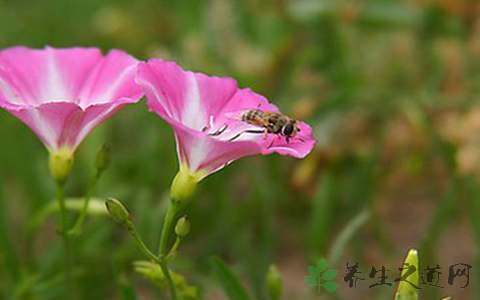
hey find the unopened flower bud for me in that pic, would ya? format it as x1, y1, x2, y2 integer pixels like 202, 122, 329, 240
105, 198, 130, 225
175, 216, 190, 238
394, 249, 419, 300
266, 264, 283, 300
96, 143, 111, 173
170, 166, 203, 204
49, 149, 74, 184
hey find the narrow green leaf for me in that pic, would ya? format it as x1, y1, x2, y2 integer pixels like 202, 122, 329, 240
323, 281, 339, 292
322, 270, 338, 281
308, 266, 318, 277
317, 258, 327, 273
327, 210, 370, 266
210, 257, 250, 300
309, 174, 335, 252
304, 276, 318, 286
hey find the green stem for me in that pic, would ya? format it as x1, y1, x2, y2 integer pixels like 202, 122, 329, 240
68, 171, 101, 235
166, 237, 182, 259
55, 181, 73, 293
157, 201, 182, 300
158, 202, 180, 256
159, 260, 177, 300
125, 221, 160, 263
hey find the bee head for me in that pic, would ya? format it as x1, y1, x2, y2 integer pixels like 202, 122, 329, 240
281, 120, 298, 137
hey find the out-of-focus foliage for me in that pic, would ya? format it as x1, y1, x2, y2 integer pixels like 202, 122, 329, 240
0, 0, 479, 299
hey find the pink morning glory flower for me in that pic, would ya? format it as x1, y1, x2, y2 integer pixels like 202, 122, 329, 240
136, 59, 316, 184
0, 46, 142, 155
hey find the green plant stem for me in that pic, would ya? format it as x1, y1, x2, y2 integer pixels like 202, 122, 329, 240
159, 260, 177, 300
166, 237, 181, 259
125, 221, 160, 263
55, 181, 73, 294
158, 202, 180, 256
69, 171, 101, 235
157, 201, 182, 300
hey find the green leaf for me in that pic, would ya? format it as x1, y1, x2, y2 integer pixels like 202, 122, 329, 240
317, 258, 327, 273
308, 266, 318, 277
323, 281, 339, 292
322, 270, 338, 281
304, 276, 318, 286
308, 174, 335, 252
327, 210, 370, 266
210, 257, 250, 300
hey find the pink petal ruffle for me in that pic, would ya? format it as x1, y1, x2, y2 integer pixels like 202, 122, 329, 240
0, 46, 142, 152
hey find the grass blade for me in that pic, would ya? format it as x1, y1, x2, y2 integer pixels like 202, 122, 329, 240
210, 256, 251, 300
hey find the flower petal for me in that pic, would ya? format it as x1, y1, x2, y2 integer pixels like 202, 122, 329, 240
169, 120, 263, 177
221, 88, 279, 116
0, 47, 142, 152
6, 99, 136, 152
78, 49, 142, 107
263, 121, 316, 158
136, 60, 237, 131
0, 46, 102, 105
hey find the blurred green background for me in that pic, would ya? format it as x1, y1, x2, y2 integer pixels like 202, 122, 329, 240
0, 0, 480, 299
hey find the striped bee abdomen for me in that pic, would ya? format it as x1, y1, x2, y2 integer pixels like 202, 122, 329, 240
241, 109, 264, 122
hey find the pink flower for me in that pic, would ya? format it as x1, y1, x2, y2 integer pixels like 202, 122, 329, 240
136, 59, 315, 181
0, 46, 142, 154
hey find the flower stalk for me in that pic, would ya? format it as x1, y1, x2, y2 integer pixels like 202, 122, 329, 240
69, 144, 111, 235
106, 198, 179, 299
159, 167, 199, 256
55, 181, 72, 281
158, 202, 182, 257
159, 261, 178, 300
155, 168, 200, 300
157, 201, 181, 300
106, 198, 160, 263
50, 150, 75, 295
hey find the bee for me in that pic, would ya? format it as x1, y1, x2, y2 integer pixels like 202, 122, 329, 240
228, 109, 301, 143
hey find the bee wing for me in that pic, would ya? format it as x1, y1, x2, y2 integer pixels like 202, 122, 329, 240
223, 110, 248, 121
260, 111, 280, 119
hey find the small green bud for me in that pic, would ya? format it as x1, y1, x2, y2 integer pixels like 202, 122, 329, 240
266, 264, 283, 300
105, 198, 130, 225
175, 216, 190, 238
49, 149, 74, 184
170, 165, 203, 204
395, 249, 419, 300
96, 143, 111, 173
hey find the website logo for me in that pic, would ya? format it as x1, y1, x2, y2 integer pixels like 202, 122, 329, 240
305, 258, 339, 293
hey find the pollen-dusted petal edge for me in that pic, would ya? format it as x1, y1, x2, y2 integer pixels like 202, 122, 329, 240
0, 46, 143, 152
136, 59, 316, 179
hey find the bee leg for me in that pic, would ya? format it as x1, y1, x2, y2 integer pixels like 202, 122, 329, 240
208, 124, 228, 136
267, 138, 276, 149
229, 129, 265, 141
